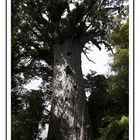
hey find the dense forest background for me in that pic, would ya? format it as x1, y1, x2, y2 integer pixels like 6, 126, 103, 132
11, 0, 129, 140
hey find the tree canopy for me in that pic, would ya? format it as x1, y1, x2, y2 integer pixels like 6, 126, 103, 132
12, 0, 127, 54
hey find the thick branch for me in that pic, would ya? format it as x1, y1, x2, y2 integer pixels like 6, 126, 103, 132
90, 39, 102, 50
83, 46, 92, 52
80, 29, 115, 55
82, 50, 96, 64
98, 41, 114, 55
105, 6, 121, 11
80, 31, 103, 47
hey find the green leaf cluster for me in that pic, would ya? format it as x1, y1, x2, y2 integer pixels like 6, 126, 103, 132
12, 90, 49, 140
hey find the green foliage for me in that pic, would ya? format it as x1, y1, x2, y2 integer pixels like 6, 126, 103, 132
96, 21, 129, 140
107, 21, 129, 116
107, 21, 129, 48
95, 116, 129, 140
11, 90, 49, 140
85, 20, 129, 139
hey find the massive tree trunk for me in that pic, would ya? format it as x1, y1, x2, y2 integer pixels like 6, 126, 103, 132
47, 40, 93, 140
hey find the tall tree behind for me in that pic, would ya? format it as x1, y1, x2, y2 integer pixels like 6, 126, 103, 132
96, 20, 129, 140
97, 21, 129, 140
84, 71, 108, 139
84, 21, 129, 140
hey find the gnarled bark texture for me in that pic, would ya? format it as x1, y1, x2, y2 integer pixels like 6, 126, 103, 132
47, 40, 93, 140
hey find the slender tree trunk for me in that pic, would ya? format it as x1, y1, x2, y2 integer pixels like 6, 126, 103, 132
47, 40, 93, 140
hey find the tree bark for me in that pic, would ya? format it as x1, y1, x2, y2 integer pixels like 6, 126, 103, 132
47, 40, 93, 140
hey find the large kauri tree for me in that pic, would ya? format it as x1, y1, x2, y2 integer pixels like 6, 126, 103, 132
12, 0, 127, 139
